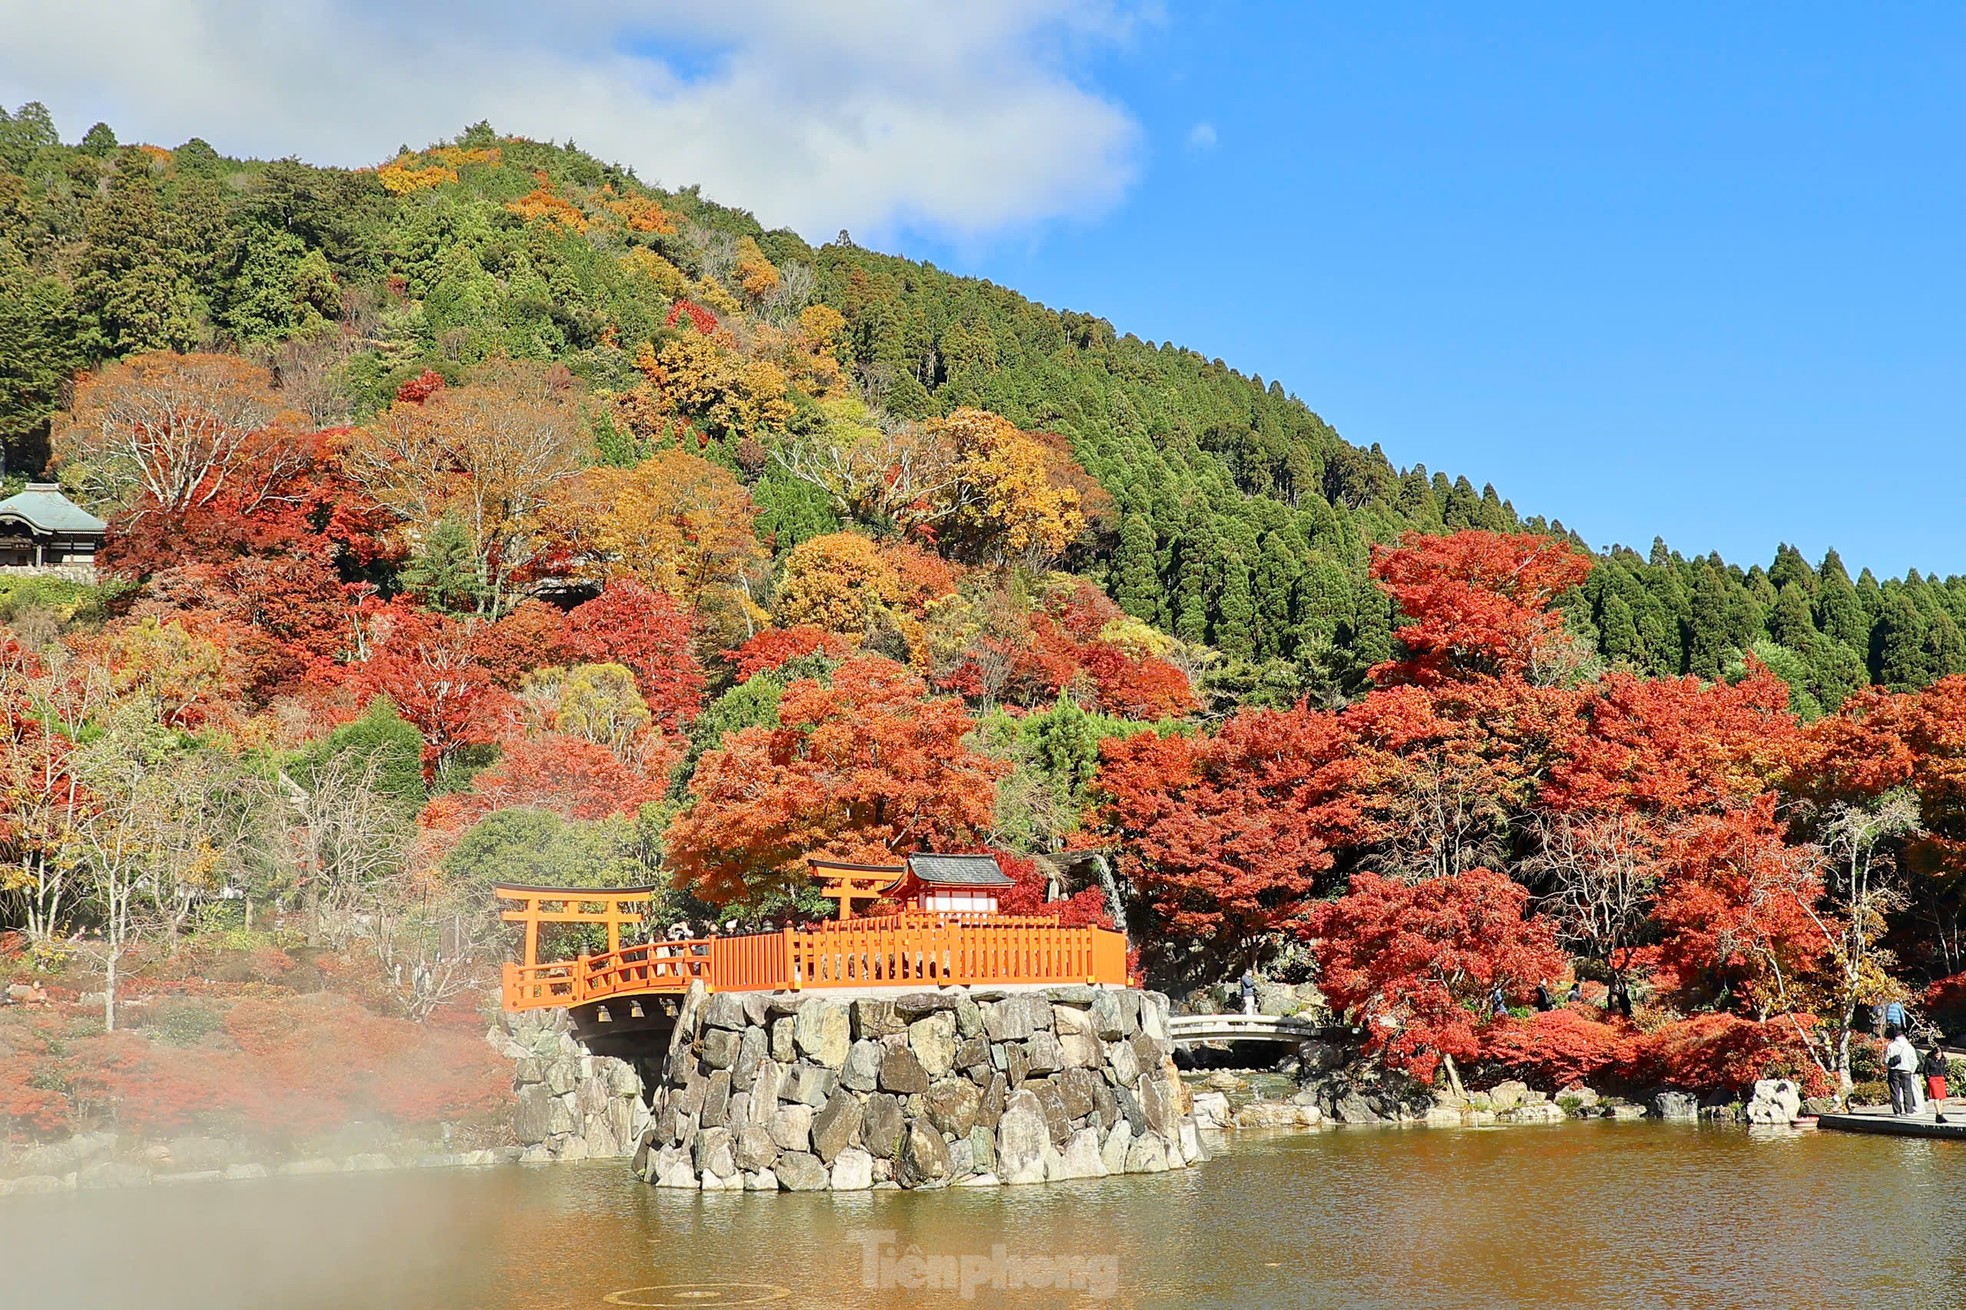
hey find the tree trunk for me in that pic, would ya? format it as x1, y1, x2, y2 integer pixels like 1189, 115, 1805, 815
103, 951, 117, 1033
1089, 853, 1128, 948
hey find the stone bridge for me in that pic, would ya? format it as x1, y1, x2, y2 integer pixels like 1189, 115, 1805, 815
1165, 1012, 1350, 1046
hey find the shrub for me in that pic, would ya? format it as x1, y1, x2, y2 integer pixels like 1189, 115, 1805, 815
1620, 1013, 1831, 1098
1478, 1007, 1625, 1090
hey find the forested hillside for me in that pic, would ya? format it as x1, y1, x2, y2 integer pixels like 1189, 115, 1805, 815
3, 107, 1960, 713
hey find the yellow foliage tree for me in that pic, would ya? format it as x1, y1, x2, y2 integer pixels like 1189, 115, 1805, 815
377, 155, 457, 194
773, 533, 901, 638
630, 334, 792, 440
546, 449, 767, 645
929, 408, 1084, 566
558, 663, 651, 760
734, 237, 781, 299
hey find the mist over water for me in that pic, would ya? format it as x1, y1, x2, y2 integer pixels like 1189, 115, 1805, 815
4, 1122, 1958, 1309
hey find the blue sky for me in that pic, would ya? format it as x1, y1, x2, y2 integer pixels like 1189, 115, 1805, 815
882, 7, 1966, 579
4, 3, 1961, 578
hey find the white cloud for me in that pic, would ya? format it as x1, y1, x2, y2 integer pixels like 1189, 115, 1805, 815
1186, 121, 1217, 150
0, 0, 1146, 242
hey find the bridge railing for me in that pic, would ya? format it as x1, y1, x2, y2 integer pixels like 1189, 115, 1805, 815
501, 917, 1129, 1011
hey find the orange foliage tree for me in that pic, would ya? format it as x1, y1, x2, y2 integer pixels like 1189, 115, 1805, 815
666, 656, 1005, 906
1095, 706, 1358, 965
1308, 867, 1567, 1083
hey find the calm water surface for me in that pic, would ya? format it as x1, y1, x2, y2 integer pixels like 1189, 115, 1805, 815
4, 1122, 1960, 1310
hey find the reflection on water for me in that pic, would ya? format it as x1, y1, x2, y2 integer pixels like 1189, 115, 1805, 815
3, 1122, 1960, 1309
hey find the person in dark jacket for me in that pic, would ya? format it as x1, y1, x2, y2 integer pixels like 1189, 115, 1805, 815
1240, 970, 1257, 1016
1923, 1044, 1951, 1105
1534, 982, 1553, 1012
1608, 974, 1633, 1020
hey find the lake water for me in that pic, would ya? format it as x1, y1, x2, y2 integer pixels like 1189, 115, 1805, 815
4, 1121, 1959, 1309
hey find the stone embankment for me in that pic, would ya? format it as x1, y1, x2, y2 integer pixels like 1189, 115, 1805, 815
1195, 1067, 1819, 1131
497, 1009, 649, 1162
635, 983, 1202, 1191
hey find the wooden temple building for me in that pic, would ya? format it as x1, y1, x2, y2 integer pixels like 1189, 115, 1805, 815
0, 484, 105, 572
497, 852, 1126, 1058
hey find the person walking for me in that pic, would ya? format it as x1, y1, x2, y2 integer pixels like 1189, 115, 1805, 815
1534, 981, 1553, 1012
1885, 1025, 1921, 1116
1240, 969, 1257, 1016
1922, 1042, 1951, 1106
1491, 984, 1508, 1019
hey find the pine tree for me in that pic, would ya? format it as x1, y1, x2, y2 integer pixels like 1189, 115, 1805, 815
1113, 512, 1161, 623
1873, 590, 1930, 690
1816, 549, 1869, 652
401, 519, 485, 614
1684, 565, 1734, 679
1598, 591, 1643, 667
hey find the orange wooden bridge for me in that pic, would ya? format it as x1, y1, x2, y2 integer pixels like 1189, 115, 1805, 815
495, 878, 1128, 1056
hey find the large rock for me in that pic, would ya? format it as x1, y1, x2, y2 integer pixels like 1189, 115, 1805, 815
1138, 1078, 1176, 1134
997, 1090, 1051, 1184
1029, 1080, 1073, 1145
77, 1161, 151, 1190
840, 1039, 885, 1092
983, 996, 1038, 1042
786, 1065, 838, 1108
732, 1026, 768, 1090
1488, 1080, 1530, 1111
692, 1127, 736, 1181
831, 1147, 874, 1191
879, 1046, 931, 1094
733, 1125, 780, 1172
770, 1018, 796, 1063
1099, 1120, 1134, 1174
795, 1000, 853, 1068
1106, 1038, 1140, 1087
908, 1012, 959, 1078
702, 993, 748, 1031
1123, 1134, 1171, 1174
747, 1062, 783, 1120
976, 1073, 1007, 1129
1743, 1079, 1804, 1126
514, 1083, 558, 1144
1060, 1032, 1102, 1070
1049, 1127, 1107, 1181
1190, 1091, 1231, 1131
1025, 1032, 1066, 1077
1656, 1090, 1700, 1122
1090, 991, 1125, 1040
701, 1028, 742, 1071
700, 1070, 733, 1128
774, 1151, 830, 1191
924, 1078, 982, 1137
896, 1121, 952, 1188
862, 1093, 906, 1160
954, 995, 984, 1038
811, 1090, 861, 1164
853, 999, 907, 1039
768, 1103, 814, 1152
1057, 1068, 1099, 1120
1139, 993, 1168, 1041
895, 991, 954, 1018
968, 1125, 997, 1175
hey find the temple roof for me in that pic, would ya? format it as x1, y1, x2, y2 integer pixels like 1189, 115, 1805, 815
905, 853, 1014, 888
0, 484, 106, 535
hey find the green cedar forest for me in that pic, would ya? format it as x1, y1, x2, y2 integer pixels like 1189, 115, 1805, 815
2, 106, 1954, 714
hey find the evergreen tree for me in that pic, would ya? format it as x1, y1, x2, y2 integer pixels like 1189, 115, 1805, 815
401, 518, 485, 614
1113, 512, 1161, 623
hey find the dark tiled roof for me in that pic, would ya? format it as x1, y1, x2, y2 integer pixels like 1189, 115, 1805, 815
905, 853, 1013, 887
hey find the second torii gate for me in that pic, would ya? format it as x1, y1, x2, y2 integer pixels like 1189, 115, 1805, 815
808, 859, 905, 921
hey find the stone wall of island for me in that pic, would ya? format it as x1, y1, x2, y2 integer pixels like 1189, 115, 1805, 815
633, 983, 1202, 1191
